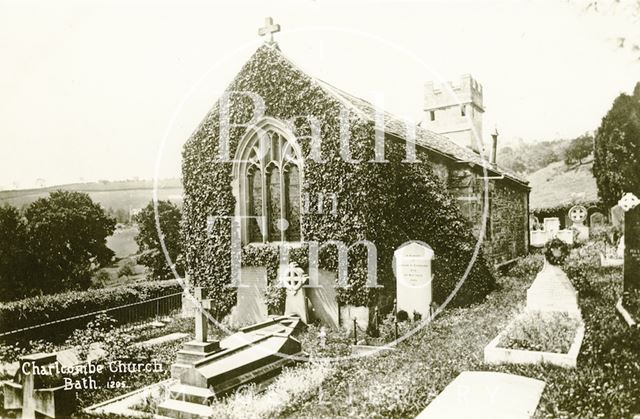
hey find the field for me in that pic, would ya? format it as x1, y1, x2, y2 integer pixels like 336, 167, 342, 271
0, 179, 183, 212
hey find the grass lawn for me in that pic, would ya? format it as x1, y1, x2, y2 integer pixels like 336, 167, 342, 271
283, 253, 639, 419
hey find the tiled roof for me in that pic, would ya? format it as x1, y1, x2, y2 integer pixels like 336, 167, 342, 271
272, 45, 528, 186
316, 79, 529, 187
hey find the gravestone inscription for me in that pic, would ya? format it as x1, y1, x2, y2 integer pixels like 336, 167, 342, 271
619, 193, 640, 292
394, 241, 434, 320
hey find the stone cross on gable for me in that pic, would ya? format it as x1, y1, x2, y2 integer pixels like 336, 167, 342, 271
258, 17, 281, 43
193, 287, 213, 342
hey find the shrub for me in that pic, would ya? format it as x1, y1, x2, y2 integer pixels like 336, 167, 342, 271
117, 261, 135, 278
498, 311, 581, 353
94, 269, 112, 285
396, 310, 409, 322
0, 339, 55, 363
563, 243, 602, 295
0, 281, 181, 343
66, 313, 118, 361
135, 200, 184, 281
506, 254, 544, 279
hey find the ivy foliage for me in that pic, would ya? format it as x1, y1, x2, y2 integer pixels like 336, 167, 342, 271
181, 45, 495, 317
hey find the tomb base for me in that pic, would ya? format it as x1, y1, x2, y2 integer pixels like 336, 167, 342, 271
526, 263, 580, 316
171, 340, 220, 379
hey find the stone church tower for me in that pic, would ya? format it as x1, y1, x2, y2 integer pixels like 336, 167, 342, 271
423, 74, 484, 152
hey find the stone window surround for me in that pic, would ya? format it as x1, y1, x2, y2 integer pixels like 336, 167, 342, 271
232, 117, 304, 245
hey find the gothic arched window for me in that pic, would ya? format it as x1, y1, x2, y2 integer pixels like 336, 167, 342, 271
233, 121, 303, 244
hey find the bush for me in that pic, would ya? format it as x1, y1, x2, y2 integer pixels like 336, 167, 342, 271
498, 311, 581, 353
135, 200, 184, 281
506, 254, 544, 279
563, 243, 602, 295
94, 269, 112, 285
396, 310, 409, 322
117, 261, 135, 278
0, 339, 55, 363
0, 281, 182, 342
66, 313, 118, 361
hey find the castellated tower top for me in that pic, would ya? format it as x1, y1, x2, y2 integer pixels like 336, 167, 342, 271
423, 74, 485, 152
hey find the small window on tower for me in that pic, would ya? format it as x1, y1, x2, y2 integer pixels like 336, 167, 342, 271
430, 110, 436, 121
460, 104, 466, 117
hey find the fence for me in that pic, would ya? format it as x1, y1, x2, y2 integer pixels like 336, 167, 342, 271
0, 292, 183, 344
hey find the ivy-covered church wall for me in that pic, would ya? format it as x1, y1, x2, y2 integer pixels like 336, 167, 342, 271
181, 45, 495, 318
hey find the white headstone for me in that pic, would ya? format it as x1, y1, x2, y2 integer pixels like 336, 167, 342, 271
530, 230, 548, 247
394, 241, 434, 320
543, 218, 560, 236
526, 263, 580, 316
556, 229, 574, 245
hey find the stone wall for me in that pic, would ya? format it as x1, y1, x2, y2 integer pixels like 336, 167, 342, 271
431, 156, 529, 265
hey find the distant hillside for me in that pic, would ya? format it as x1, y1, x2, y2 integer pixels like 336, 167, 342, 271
528, 156, 599, 211
0, 179, 184, 212
497, 138, 571, 174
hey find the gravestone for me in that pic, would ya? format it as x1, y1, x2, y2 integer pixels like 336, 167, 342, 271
527, 262, 580, 316
416, 371, 545, 419
568, 205, 589, 242
611, 204, 625, 230
2, 353, 75, 418
619, 193, 640, 292
159, 316, 305, 418
530, 230, 547, 247
280, 262, 309, 323
171, 287, 221, 380
590, 212, 605, 227
556, 229, 574, 245
229, 267, 269, 326
543, 217, 560, 237
305, 269, 339, 328
394, 241, 434, 320
617, 235, 625, 258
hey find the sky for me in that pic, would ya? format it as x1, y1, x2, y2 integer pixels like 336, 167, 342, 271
0, 0, 638, 190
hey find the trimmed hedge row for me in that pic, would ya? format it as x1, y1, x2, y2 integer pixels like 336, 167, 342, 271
0, 281, 182, 339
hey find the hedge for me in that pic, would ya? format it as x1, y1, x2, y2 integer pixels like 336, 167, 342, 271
0, 280, 182, 342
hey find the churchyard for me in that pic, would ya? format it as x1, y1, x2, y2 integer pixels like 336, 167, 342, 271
1, 237, 638, 418
1, 10, 640, 419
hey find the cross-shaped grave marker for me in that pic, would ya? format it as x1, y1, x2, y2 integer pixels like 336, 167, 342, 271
280, 262, 309, 322
258, 17, 281, 43
193, 287, 213, 342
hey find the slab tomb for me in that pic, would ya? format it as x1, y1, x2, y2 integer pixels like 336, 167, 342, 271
158, 286, 306, 419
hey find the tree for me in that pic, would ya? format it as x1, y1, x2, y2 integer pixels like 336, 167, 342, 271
24, 191, 116, 294
134, 200, 184, 281
564, 133, 594, 166
117, 260, 135, 278
0, 205, 29, 300
593, 82, 640, 207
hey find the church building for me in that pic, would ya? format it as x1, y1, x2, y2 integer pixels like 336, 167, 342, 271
181, 22, 530, 328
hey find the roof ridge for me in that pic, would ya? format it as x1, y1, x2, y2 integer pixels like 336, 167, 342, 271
265, 46, 528, 185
